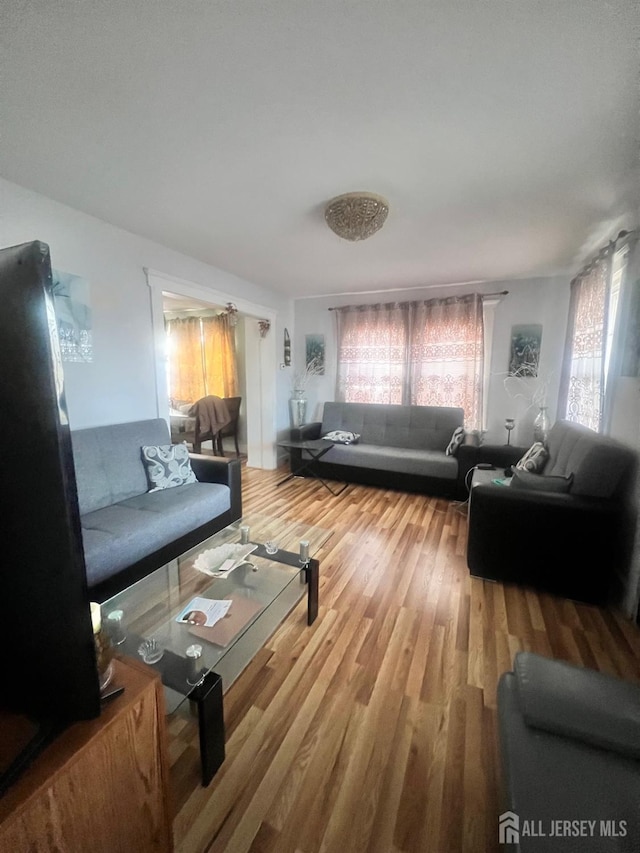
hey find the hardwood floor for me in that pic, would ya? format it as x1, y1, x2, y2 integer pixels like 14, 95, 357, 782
169, 465, 640, 853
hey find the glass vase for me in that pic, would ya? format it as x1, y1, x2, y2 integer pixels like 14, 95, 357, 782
533, 406, 550, 444
289, 391, 307, 428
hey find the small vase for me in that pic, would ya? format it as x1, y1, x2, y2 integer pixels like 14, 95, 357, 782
533, 407, 550, 444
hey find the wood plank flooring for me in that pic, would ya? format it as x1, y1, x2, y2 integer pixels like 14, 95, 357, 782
168, 464, 640, 853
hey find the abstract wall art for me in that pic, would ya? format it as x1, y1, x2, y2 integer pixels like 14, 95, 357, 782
509, 324, 542, 377
52, 269, 93, 362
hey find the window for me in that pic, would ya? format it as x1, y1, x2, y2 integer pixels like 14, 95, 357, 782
165, 314, 238, 403
334, 294, 484, 430
559, 238, 630, 432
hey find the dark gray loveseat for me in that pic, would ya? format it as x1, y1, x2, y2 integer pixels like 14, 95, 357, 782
71, 418, 242, 601
290, 402, 476, 499
498, 651, 640, 852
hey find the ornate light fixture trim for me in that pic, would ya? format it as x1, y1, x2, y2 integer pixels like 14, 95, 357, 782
324, 192, 389, 241
225, 302, 239, 326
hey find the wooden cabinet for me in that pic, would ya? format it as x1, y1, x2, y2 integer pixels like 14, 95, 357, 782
0, 657, 173, 852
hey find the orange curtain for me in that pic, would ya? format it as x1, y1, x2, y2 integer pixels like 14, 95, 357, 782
167, 317, 205, 403
202, 314, 238, 397
166, 314, 238, 403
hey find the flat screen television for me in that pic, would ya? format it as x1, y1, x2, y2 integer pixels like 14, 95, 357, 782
0, 241, 101, 794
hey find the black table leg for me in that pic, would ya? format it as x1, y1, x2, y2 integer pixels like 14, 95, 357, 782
277, 448, 349, 496
304, 558, 319, 625
191, 671, 225, 786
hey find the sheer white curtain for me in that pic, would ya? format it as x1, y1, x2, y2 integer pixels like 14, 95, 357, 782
334, 295, 485, 428
335, 303, 409, 403
558, 248, 613, 431
409, 294, 484, 430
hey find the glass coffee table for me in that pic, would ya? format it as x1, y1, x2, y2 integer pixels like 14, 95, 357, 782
101, 513, 332, 785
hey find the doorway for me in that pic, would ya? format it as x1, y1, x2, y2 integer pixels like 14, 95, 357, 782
146, 268, 277, 469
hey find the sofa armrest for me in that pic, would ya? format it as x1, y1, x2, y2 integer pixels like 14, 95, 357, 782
189, 454, 242, 520
291, 422, 322, 441
513, 651, 640, 760
456, 444, 480, 493
476, 443, 528, 469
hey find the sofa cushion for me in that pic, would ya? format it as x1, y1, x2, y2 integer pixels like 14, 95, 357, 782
320, 402, 464, 451
72, 418, 172, 514
510, 469, 573, 493
80, 481, 231, 586
141, 442, 197, 491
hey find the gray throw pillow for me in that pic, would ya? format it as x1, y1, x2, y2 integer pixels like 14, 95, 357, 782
510, 468, 573, 493
445, 426, 465, 456
515, 441, 548, 473
323, 430, 361, 445
141, 442, 197, 492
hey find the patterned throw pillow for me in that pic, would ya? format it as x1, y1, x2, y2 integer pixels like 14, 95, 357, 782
141, 442, 197, 492
322, 430, 361, 445
516, 442, 548, 473
445, 426, 465, 456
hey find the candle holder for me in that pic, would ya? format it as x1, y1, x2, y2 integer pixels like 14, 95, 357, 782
239, 525, 250, 545
186, 643, 204, 686
299, 540, 310, 565
106, 609, 126, 646
505, 418, 515, 445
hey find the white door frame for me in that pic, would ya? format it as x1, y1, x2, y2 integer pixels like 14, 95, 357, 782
145, 267, 277, 469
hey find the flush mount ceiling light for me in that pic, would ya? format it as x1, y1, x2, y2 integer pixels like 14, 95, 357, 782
324, 192, 389, 241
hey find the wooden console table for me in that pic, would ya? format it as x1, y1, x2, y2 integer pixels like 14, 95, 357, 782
0, 657, 173, 852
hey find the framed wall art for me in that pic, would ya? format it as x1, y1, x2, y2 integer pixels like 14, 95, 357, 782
305, 333, 325, 374
509, 324, 542, 377
52, 269, 93, 362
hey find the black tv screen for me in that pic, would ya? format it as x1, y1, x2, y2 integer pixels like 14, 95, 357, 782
0, 241, 101, 728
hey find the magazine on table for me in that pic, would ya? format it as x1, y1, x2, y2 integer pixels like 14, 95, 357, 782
175, 596, 232, 627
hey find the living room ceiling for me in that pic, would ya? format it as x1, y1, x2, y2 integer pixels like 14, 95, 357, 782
1, 1, 639, 298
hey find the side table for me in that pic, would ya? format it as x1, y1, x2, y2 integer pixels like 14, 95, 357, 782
277, 438, 349, 496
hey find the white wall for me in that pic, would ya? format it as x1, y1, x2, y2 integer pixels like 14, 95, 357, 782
0, 177, 293, 434
293, 275, 570, 445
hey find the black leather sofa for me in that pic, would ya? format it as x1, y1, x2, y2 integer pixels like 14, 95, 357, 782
467, 419, 637, 605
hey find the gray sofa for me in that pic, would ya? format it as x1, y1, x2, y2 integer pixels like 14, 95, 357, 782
290, 402, 476, 499
498, 651, 640, 852
71, 418, 242, 601
467, 419, 637, 605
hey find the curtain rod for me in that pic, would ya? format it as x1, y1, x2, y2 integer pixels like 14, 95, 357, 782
327, 290, 508, 310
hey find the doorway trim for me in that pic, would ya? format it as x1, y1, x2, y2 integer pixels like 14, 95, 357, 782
145, 267, 277, 469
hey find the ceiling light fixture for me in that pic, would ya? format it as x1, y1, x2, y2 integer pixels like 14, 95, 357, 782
324, 192, 389, 242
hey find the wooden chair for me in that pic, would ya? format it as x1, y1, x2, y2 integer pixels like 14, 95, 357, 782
215, 396, 242, 457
